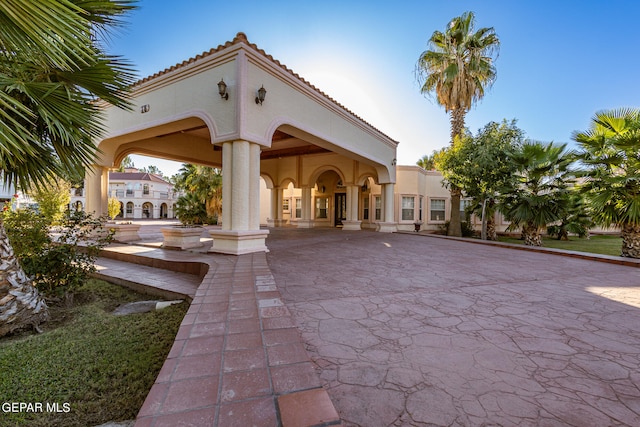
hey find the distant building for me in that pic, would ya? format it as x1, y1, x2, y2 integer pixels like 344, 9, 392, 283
71, 169, 179, 219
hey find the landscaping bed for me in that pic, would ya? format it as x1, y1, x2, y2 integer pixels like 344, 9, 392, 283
0, 279, 187, 427
497, 234, 622, 257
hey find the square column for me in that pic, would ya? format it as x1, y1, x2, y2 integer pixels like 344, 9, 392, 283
268, 187, 286, 227
377, 183, 397, 233
342, 185, 362, 231
210, 140, 269, 255
297, 187, 313, 228
84, 165, 109, 216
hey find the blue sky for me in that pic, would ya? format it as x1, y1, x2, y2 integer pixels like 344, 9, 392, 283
109, 0, 640, 177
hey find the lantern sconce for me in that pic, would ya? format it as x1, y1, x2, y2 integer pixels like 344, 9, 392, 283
255, 85, 266, 105
218, 79, 229, 100
391, 158, 397, 166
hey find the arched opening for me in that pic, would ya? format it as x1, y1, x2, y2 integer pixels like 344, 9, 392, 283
314, 169, 344, 227
142, 202, 153, 219
126, 202, 134, 218
160, 203, 168, 219
118, 202, 124, 219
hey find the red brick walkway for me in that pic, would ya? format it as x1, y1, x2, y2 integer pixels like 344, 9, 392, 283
96, 241, 340, 426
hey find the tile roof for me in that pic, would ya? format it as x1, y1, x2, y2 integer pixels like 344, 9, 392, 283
109, 172, 170, 184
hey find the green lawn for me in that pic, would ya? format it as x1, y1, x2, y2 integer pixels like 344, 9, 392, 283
0, 279, 188, 427
497, 234, 622, 257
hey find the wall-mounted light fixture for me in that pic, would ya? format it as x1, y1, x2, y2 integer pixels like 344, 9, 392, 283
391, 158, 397, 166
218, 79, 229, 100
255, 85, 266, 105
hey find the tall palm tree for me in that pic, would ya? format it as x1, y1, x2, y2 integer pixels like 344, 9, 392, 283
0, 0, 136, 336
573, 108, 640, 258
500, 142, 575, 246
417, 11, 499, 236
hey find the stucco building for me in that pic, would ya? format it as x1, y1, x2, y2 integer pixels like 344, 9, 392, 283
71, 170, 178, 219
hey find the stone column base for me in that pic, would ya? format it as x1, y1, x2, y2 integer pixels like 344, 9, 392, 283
161, 227, 204, 250
208, 229, 270, 255
295, 219, 314, 229
266, 219, 287, 227
341, 220, 362, 231
376, 222, 397, 233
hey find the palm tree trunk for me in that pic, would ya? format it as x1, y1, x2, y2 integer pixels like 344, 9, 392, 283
450, 108, 466, 142
447, 108, 466, 238
0, 222, 49, 337
486, 216, 497, 241
621, 223, 640, 258
522, 222, 542, 246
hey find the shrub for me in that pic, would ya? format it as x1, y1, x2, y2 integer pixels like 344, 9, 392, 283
175, 193, 207, 225
2, 206, 113, 298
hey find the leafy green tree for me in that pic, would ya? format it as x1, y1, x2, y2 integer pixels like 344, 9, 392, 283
573, 108, 640, 257
0, 0, 136, 336
435, 120, 524, 240
29, 177, 72, 225
141, 165, 164, 177
499, 141, 575, 246
108, 196, 121, 220
174, 164, 222, 222
118, 155, 135, 171
417, 11, 500, 237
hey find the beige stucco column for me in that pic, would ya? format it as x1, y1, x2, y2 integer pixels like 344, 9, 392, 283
84, 164, 109, 217
377, 183, 397, 233
268, 186, 286, 227
209, 140, 269, 254
342, 185, 361, 231
297, 186, 313, 228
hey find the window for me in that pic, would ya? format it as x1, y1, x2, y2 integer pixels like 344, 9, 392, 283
363, 196, 369, 220
430, 199, 446, 221
295, 198, 302, 219
143, 184, 149, 195
126, 202, 133, 214
374, 196, 381, 220
283, 198, 290, 212
419, 196, 424, 221
401, 196, 415, 221
315, 197, 328, 219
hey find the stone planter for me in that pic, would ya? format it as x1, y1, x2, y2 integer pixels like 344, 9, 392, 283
108, 223, 141, 243
161, 226, 204, 250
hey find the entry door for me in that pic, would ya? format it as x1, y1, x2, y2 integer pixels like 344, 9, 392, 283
335, 193, 347, 226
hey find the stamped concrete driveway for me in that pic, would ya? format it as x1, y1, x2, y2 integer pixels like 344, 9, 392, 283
266, 228, 640, 427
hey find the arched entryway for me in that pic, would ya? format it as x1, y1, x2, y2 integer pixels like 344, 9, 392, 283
84, 33, 397, 254
142, 202, 153, 219
160, 203, 168, 219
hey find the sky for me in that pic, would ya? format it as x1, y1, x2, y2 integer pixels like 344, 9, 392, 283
106, 0, 640, 177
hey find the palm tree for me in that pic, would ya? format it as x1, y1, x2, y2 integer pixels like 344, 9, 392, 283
0, 0, 136, 336
416, 151, 438, 170
500, 142, 575, 246
174, 164, 223, 221
417, 11, 500, 236
573, 108, 640, 258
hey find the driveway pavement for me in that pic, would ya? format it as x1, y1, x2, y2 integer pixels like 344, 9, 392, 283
266, 228, 640, 426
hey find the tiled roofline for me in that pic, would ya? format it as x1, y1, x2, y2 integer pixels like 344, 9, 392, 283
132, 32, 399, 147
